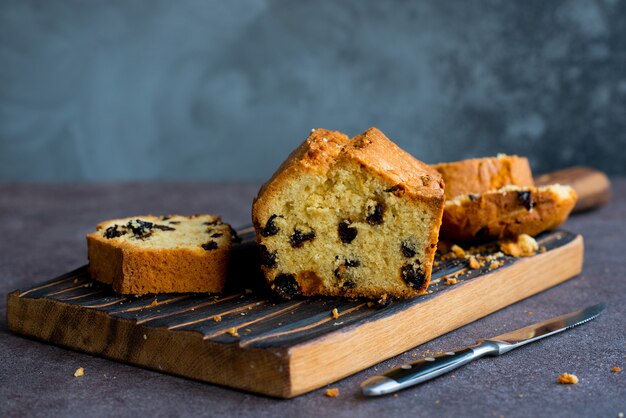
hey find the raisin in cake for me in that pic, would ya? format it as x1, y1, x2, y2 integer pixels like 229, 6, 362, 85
252, 127, 445, 300
434, 155, 534, 201
87, 215, 236, 294
441, 185, 578, 241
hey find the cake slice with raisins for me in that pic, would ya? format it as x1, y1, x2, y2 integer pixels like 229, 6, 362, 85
87, 215, 237, 294
252, 127, 445, 300
441, 184, 577, 241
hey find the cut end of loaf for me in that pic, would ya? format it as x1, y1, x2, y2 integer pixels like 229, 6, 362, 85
253, 128, 444, 300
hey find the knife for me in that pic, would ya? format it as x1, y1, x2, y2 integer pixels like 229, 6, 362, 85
361, 303, 605, 396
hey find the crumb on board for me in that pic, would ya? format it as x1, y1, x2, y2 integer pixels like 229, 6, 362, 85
444, 277, 459, 286
143, 334, 147, 340
393, 393, 399, 398
451, 244, 466, 258
468, 256, 480, 269
499, 234, 538, 257
489, 261, 500, 270
331, 308, 339, 319
213, 315, 222, 322
226, 328, 240, 338
150, 298, 158, 307
325, 388, 340, 397
558, 373, 579, 384
74, 367, 84, 378
612, 367, 621, 373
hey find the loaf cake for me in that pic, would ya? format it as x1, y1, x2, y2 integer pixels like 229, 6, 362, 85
434, 155, 534, 200
441, 185, 578, 240
87, 215, 236, 294
252, 127, 445, 299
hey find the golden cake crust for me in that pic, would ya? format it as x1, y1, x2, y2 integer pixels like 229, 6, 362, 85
87, 215, 233, 294
441, 185, 577, 240
252, 127, 445, 299
434, 155, 534, 201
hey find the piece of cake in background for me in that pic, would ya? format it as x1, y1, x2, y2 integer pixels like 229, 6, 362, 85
87, 215, 236, 294
441, 184, 578, 241
434, 155, 534, 201
252, 127, 445, 300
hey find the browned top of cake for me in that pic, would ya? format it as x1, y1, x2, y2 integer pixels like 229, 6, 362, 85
434, 155, 534, 200
256, 127, 444, 204
344, 128, 444, 200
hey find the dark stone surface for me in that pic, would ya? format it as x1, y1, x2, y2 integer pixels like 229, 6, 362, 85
1, 1, 626, 182
1, 181, 625, 418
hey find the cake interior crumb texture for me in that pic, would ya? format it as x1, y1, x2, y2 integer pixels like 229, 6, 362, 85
252, 127, 445, 299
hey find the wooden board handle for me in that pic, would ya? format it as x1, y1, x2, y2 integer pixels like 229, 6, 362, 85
534, 166, 611, 213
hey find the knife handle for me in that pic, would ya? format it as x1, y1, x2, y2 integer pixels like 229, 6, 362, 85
360, 341, 501, 396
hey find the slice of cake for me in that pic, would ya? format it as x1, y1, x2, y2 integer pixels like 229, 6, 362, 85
252, 127, 445, 299
87, 214, 236, 294
441, 185, 578, 241
434, 155, 534, 201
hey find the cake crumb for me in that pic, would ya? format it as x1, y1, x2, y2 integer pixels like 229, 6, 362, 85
558, 373, 579, 384
612, 367, 621, 373
213, 315, 222, 322
331, 308, 340, 319
325, 388, 339, 397
74, 367, 84, 378
468, 256, 480, 269
451, 244, 466, 258
444, 277, 458, 286
150, 298, 158, 307
226, 327, 240, 338
489, 260, 502, 270
143, 334, 147, 340
499, 234, 538, 257
393, 393, 399, 398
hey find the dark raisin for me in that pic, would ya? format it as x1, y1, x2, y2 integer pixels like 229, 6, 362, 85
211, 232, 223, 238
169, 221, 181, 225
259, 245, 277, 268
153, 224, 176, 231
229, 226, 242, 243
201, 241, 219, 250
468, 194, 480, 202
401, 240, 417, 258
127, 219, 154, 238
290, 229, 315, 248
103, 225, 126, 239
343, 279, 356, 288
338, 220, 358, 244
334, 259, 360, 279
203, 220, 223, 226
517, 191, 535, 211
345, 259, 360, 267
366, 202, 385, 225
384, 185, 402, 193
334, 266, 346, 279
160, 215, 171, 220
272, 274, 299, 299
401, 263, 427, 289
261, 214, 280, 237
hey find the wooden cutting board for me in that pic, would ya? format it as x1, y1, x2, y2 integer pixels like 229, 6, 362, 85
7, 229, 583, 398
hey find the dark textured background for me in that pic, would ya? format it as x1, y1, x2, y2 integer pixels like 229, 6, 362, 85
1, 0, 625, 181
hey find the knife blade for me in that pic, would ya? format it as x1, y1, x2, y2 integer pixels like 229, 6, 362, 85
360, 303, 605, 396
